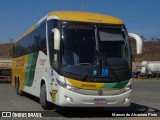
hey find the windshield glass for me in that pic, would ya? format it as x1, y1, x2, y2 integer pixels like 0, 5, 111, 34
62, 23, 96, 67
98, 26, 130, 59
61, 22, 131, 80
61, 22, 130, 66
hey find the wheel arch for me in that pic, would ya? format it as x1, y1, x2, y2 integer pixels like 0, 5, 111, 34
40, 77, 49, 101
15, 76, 20, 87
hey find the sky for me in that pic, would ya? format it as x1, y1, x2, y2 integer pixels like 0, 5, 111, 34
0, 0, 160, 43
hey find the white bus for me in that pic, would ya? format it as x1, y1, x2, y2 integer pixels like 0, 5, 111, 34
12, 11, 142, 109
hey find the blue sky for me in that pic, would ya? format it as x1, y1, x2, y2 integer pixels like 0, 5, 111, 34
0, 0, 160, 43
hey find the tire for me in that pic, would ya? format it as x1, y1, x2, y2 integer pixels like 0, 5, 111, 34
40, 84, 50, 110
15, 81, 23, 96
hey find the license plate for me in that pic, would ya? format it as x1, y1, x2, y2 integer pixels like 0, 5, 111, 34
94, 99, 107, 104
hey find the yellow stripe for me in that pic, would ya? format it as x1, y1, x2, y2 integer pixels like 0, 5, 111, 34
66, 78, 122, 90
15, 24, 37, 43
67, 78, 104, 90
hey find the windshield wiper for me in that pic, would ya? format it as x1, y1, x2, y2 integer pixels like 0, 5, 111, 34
80, 54, 99, 80
76, 63, 91, 66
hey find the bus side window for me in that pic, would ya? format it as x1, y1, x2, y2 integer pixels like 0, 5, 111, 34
48, 20, 59, 71
35, 22, 47, 55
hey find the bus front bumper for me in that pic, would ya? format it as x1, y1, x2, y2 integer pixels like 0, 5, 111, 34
56, 87, 132, 107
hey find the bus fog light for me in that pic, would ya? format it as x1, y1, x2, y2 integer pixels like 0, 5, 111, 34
65, 96, 74, 103
124, 97, 130, 103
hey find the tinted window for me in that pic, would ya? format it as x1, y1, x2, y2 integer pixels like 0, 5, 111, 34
48, 20, 59, 70
13, 22, 47, 58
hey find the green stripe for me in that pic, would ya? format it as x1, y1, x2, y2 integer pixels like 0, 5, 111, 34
101, 80, 129, 89
24, 52, 39, 87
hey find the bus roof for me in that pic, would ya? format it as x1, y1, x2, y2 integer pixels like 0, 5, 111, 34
16, 11, 124, 42
48, 11, 123, 24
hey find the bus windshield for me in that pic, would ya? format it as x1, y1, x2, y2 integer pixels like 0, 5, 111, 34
62, 23, 96, 66
61, 21, 131, 79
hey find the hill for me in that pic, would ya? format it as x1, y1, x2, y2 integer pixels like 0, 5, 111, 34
0, 43, 11, 58
130, 40, 160, 62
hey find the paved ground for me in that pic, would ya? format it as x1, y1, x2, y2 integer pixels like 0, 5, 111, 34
0, 79, 160, 120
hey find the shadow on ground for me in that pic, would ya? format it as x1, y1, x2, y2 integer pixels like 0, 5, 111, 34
55, 103, 160, 117
22, 92, 160, 117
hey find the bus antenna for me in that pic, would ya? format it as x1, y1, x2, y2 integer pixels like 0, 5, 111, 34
82, 0, 85, 12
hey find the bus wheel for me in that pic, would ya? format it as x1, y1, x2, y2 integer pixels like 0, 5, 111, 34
40, 84, 50, 110
15, 81, 23, 96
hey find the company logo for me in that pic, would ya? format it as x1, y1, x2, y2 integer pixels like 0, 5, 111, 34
2, 112, 11, 117
1, 112, 42, 118
98, 90, 103, 96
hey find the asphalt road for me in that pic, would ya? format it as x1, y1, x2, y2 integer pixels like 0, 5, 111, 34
0, 79, 160, 120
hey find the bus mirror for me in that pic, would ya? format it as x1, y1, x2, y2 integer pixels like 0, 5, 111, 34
52, 28, 60, 50
128, 33, 143, 54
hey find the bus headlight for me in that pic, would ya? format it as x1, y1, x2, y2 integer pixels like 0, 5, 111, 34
66, 84, 80, 91
56, 79, 79, 91
124, 85, 132, 91
66, 84, 72, 89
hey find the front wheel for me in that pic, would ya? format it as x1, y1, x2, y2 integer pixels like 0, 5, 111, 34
40, 84, 50, 110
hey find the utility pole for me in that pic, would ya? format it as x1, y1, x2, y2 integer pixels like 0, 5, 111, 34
82, 0, 85, 11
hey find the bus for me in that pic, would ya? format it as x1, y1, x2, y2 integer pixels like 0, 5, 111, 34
12, 11, 142, 109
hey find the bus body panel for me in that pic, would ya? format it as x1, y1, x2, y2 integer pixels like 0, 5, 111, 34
12, 51, 51, 97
